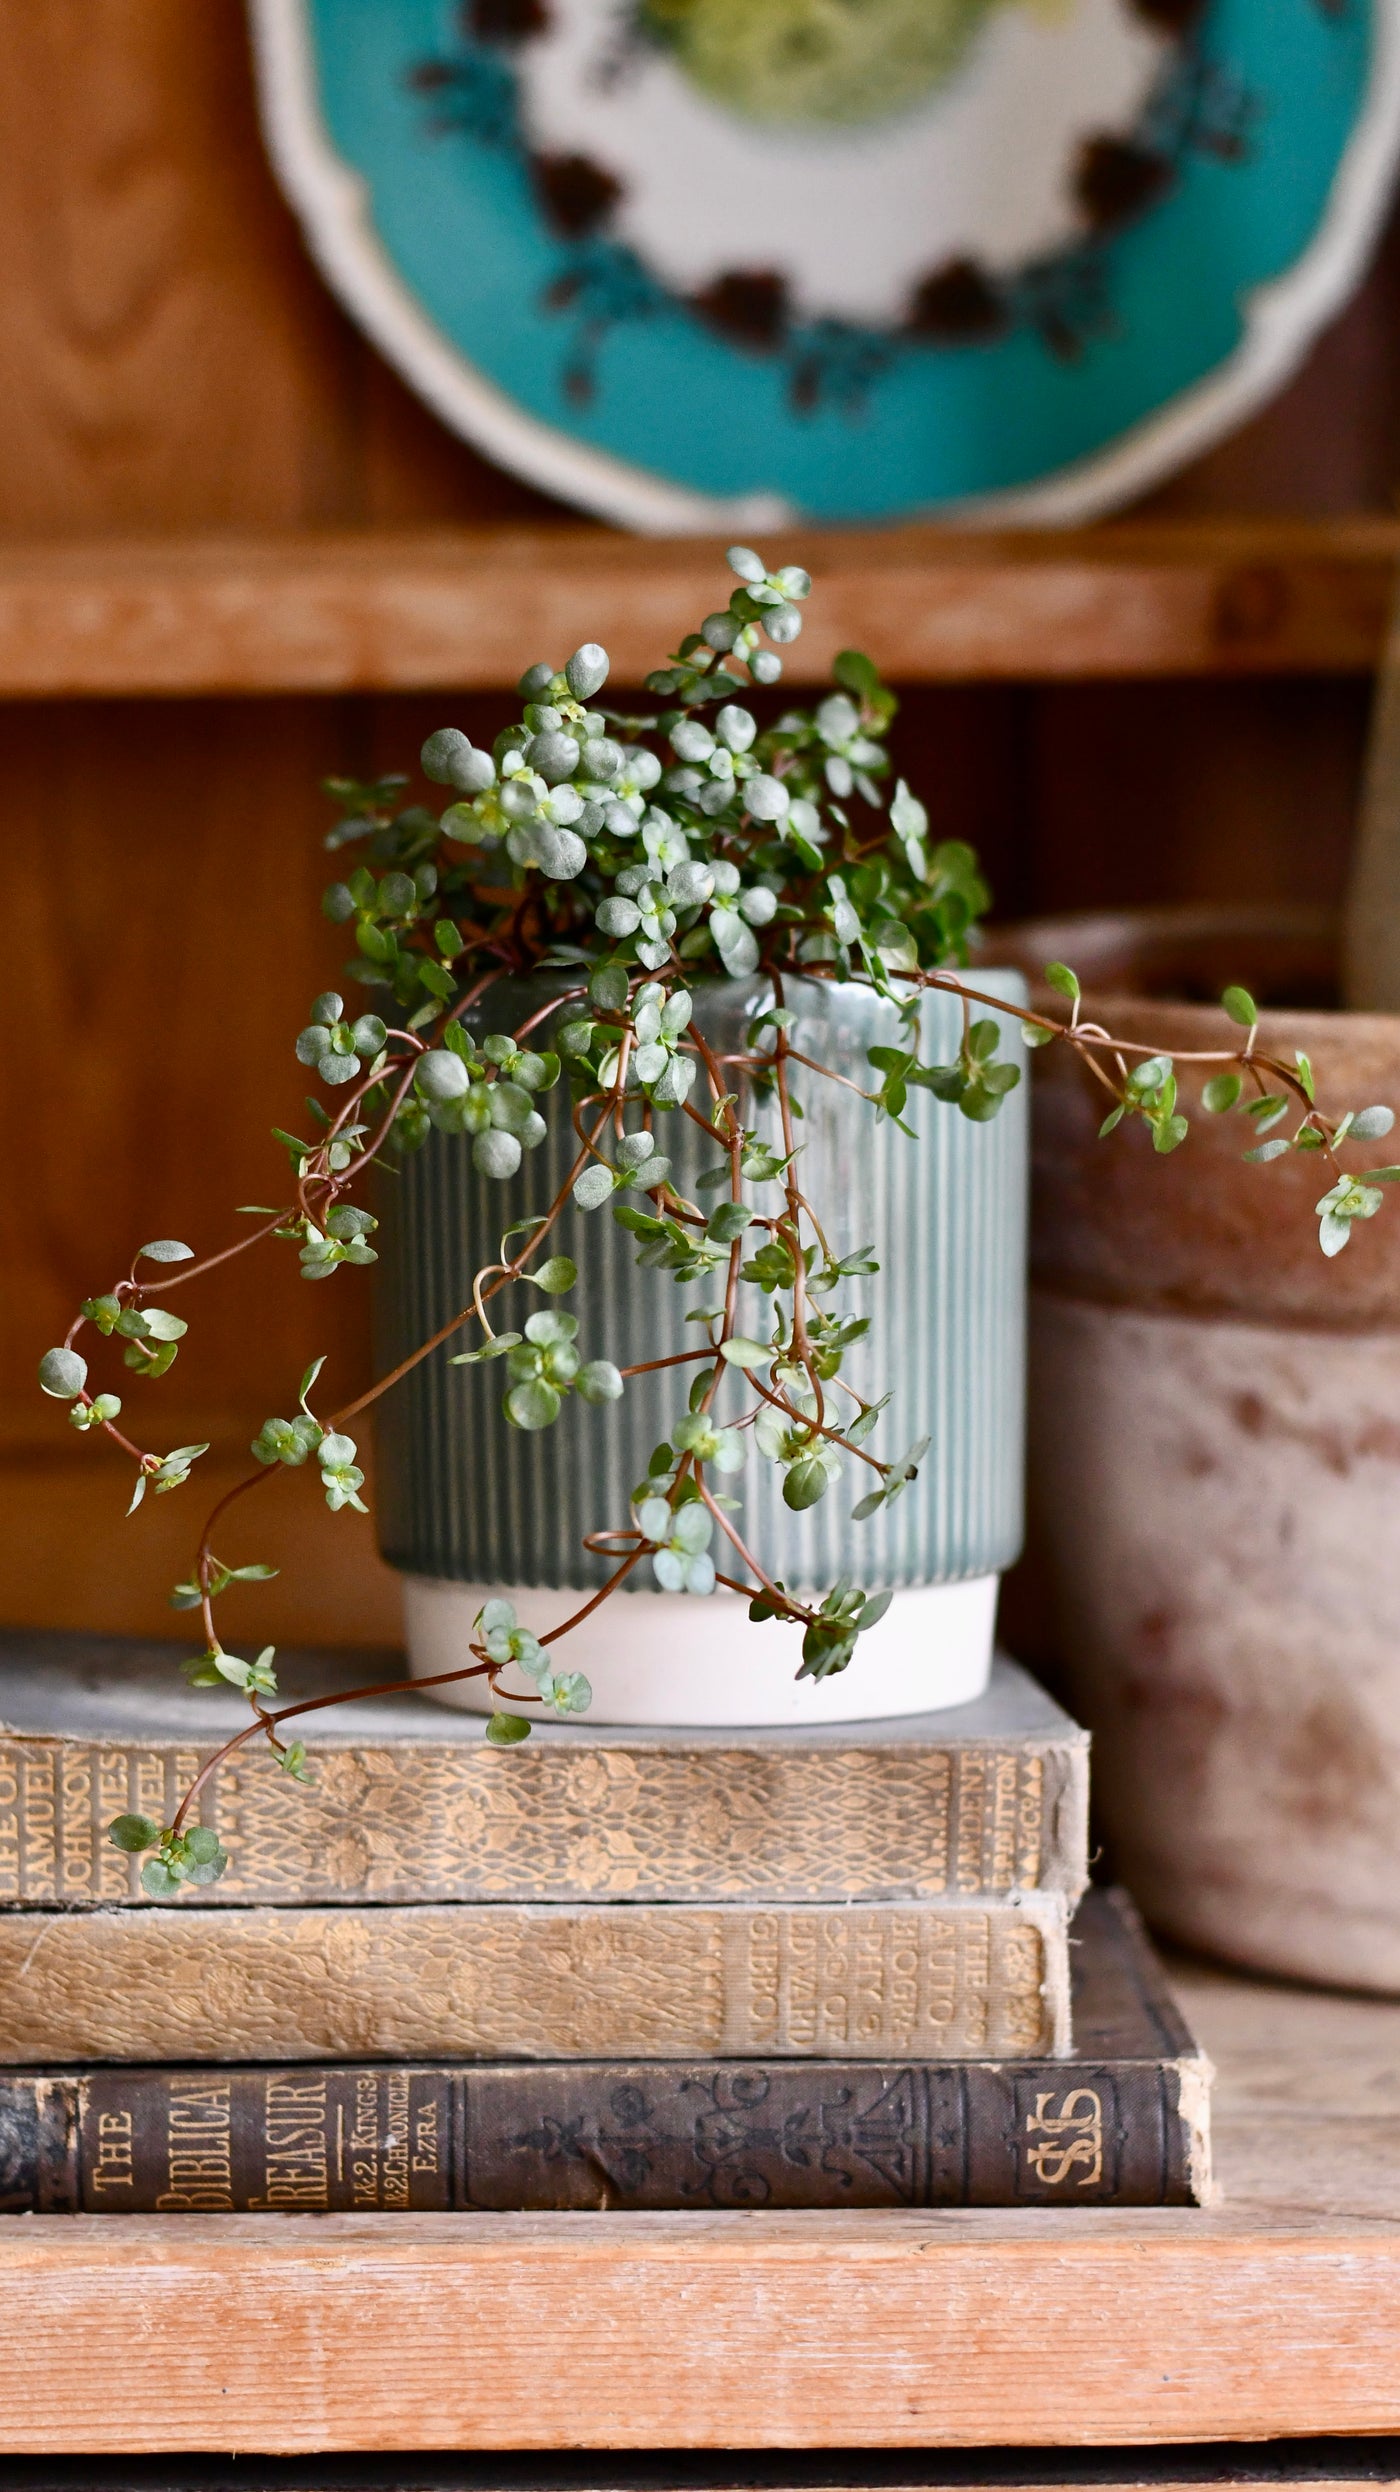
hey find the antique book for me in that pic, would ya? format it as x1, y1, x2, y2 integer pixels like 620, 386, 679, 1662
0, 1891, 1069, 2063
0, 1894, 1209, 2210
0, 1631, 1088, 1907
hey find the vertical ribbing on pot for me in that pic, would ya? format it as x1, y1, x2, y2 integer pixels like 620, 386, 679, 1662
375, 971, 1027, 1597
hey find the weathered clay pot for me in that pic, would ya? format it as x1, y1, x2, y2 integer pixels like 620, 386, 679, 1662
997, 905, 1400, 1993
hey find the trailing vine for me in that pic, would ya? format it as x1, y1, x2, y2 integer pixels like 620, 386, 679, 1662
38, 550, 1398, 1898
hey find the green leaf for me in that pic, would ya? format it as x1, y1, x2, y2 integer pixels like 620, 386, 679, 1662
719, 1338, 769, 1370
1294, 1051, 1316, 1104
1244, 1095, 1288, 1130
183, 1825, 223, 1865
140, 1308, 188, 1342
505, 1378, 563, 1430
140, 1859, 183, 1901
1351, 1105, 1396, 1141
298, 1356, 326, 1409
1127, 1055, 1173, 1095
1098, 1105, 1125, 1138
1203, 1074, 1242, 1114
107, 1814, 161, 1855
1245, 1138, 1290, 1163
1222, 985, 1259, 1028
832, 648, 883, 702
524, 1310, 579, 1347
529, 1255, 578, 1295
137, 1240, 194, 1264
486, 1711, 533, 1746
783, 1457, 832, 1512
451, 1331, 523, 1365
589, 961, 629, 1013
705, 1202, 755, 1244
1152, 1114, 1189, 1155
1361, 1166, 1400, 1183
1044, 961, 1080, 1003
38, 1347, 87, 1399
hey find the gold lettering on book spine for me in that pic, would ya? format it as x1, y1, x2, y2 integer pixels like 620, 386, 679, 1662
250, 2073, 330, 2209
90, 2108, 134, 2197
1024, 2088, 1104, 2188
159, 2076, 234, 2210
0, 1733, 1069, 1903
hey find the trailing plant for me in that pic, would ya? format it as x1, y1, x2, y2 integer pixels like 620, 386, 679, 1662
40, 550, 1398, 1898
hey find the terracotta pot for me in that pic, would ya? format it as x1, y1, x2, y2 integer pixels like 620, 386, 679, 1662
995, 906, 1400, 1992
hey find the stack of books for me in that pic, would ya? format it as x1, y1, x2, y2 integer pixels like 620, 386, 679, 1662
0, 1633, 1211, 2212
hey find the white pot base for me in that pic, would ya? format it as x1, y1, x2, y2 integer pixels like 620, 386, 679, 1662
402, 1575, 998, 1726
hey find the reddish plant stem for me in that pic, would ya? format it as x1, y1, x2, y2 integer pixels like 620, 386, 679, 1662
618, 1348, 715, 1378
171, 1657, 498, 1831
535, 1545, 646, 1649
695, 1479, 812, 1627
744, 1366, 885, 1474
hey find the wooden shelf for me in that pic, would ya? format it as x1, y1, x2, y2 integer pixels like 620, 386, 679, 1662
0, 520, 1397, 698
0, 1954, 1398, 2456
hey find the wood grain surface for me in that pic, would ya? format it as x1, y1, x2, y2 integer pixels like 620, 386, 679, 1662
0, 1958, 1395, 2453
0, 521, 1396, 696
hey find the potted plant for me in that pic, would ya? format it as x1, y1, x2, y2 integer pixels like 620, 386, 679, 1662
37, 554, 1396, 1905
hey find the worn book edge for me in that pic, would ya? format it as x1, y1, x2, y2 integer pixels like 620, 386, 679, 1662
0, 1893, 1209, 2210
0, 1891, 1072, 2064
0, 1650, 1090, 1906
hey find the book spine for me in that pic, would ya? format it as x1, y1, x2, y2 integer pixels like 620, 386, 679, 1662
0, 1896, 1069, 2063
0, 1727, 1089, 1907
0, 2055, 1207, 2213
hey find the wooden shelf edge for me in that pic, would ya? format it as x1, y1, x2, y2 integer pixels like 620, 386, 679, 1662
0, 2211, 1396, 2454
0, 518, 1395, 696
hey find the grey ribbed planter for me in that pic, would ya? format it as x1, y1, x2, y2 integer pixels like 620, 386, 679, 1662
375, 970, 1028, 1723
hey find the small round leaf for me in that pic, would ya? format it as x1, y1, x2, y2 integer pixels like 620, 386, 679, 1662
39, 1347, 87, 1400
530, 1256, 577, 1294
107, 1814, 161, 1854
505, 1378, 563, 1431
783, 1457, 832, 1512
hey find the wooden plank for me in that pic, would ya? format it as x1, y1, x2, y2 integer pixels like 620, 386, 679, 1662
0, 521, 1396, 698
0, 1962, 1398, 2455
0, 2212, 1394, 2454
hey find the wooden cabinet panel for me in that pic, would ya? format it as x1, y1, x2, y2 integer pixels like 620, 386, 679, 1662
0, 0, 559, 536
4, 691, 400, 1642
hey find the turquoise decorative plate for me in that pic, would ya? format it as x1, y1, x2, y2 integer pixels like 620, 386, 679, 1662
251, 0, 1400, 528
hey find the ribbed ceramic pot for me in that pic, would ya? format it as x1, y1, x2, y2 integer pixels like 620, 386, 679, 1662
375, 969, 1028, 1725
